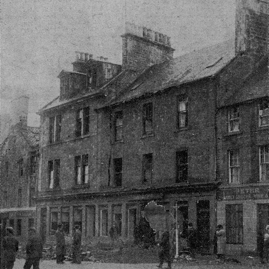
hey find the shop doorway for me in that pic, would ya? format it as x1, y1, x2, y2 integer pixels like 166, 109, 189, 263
197, 200, 210, 253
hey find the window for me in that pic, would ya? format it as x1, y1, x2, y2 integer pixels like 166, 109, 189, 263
61, 207, 70, 234
76, 107, 90, 137
48, 159, 60, 189
113, 205, 122, 236
18, 159, 23, 177
142, 153, 153, 183
114, 111, 123, 141
260, 145, 269, 181
49, 115, 62, 143
100, 209, 108, 236
17, 219, 22, 236
86, 205, 95, 237
18, 188, 22, 207
9, 219, 14, 229
105, 64, 113, 80
50, 208, 58, 234
75, 154, 89, 185
228, 150, 240, 184
73, 206, 82, 230
28, 218, 34, 230
176, 150, 188, 183
142, 103, 153, 135
30, 155, 38, 175
226, 204, 243, 244
259, 99, 269, 127
29, 187, 35, 207
113, 158, 122, 187
177, 96, 188, 129
228, 106, 240, 132
88, 68, 97, 87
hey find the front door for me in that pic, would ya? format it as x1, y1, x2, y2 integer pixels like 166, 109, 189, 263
197, 200, 210, 253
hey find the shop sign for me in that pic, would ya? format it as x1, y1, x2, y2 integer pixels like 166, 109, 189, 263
218, 186, 269, 201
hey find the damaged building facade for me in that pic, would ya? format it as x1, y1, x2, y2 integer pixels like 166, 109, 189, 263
36, 0, 268, 255
0, 96, 40, 242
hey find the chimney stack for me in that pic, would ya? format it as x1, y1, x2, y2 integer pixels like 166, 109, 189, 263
122, 22, 175, 71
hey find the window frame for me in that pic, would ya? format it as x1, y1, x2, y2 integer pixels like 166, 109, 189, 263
228, 150, 240, 184
228, 106, 240, 133
75, 107, 90, 137
177, 96, 188, 129
226, 204, 243, 244
49, 115, 62, 144
48, 159, 60, 189
100, 208, 108, 236
50, 208, 59, 235
176, 150, 188, 183
114, 111, 123, 142
259, 99, 269, 127
61, 207, 70, 235
259, 145, 269, 182
75, 154, 89, 185
142, 153, 153, 183
142, 103, 154, 135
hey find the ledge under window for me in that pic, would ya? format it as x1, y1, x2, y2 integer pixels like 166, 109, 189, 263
141, 133, 155, 139
174, 127, 189, 133
224, 131, 243, 138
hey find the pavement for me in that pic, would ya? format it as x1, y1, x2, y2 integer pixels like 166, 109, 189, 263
12, 258, 269, 269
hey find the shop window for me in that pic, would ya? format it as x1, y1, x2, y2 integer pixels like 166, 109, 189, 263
142, 103, 153, 135
48, 159, 60, 189
75, 154, 89, 185
114, 111, 123, 142
228, 150, 240, 184
228, 106, 240, 133
61, 207, 70, 234
73, 206, 82, 231
176, 150, 188, 183
113, 158, 122, 187
177, 96, 188, 129
50, 208, 58, 235
142, 153, 153, 183
86, 205, 95, 237
100, 209, 108, 236
49, 115, 62, 143
260, 145, 269, 182
17, 188, 22, 207
226, 204, 243, 244
17, 219, 22, 236
259, 99, 269, 127
75, 107, 90, 137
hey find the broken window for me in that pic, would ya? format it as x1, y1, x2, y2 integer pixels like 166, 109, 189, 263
18, 159, 23, 177
226, 204, 243, 244
113, 158, 122, 187
49, 115, 62, 143
48, 159, 60, 189
228, 150, 240, 184
259, 99, 269, 127
76, 107, 90, 137
228, 106, 240, 133
114, 111, 123, 141
177, 96, 188, 129
142, 103, 153, 135
260, 145, 269, 182
142, 153, 153, 183
176, 150, 188, 183
75, 154, 89, 185
17, 188, 22, 207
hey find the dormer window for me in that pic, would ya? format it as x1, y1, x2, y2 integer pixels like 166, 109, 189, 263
259, 99, 269, 127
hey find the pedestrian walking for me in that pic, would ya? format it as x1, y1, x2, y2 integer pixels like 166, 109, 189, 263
263, 225, 269, 263
216, 224, 226, 261
23, 227, 43, 269
72, 225, 82, 264
157, 231, 172, 269
2, 227, 19, 269
55, 223, 65, 264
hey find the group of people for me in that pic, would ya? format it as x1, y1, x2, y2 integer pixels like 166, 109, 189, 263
2, 226, 43, 269
55, 223, 82, 264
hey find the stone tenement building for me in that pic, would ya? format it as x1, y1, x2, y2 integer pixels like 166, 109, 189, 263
0, 96, 40, 243
36, 0, 268, 254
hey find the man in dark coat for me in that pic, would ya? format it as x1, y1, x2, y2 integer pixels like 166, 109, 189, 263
2, 227, 19, 269
72, 225, 82, 264
157, 231, 172, 269
23, 227, 43, 269
55, 223, 65, 264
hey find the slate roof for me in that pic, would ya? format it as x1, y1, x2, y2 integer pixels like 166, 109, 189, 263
101, 39, 235, 108
219, 57, 269, 107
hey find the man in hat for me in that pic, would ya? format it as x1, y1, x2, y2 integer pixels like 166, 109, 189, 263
55, 223, 65, 264
72, 225, 82, 264
2, 227, 19, 269
23, 227, 43, 269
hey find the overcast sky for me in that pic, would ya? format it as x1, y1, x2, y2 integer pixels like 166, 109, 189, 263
1, 0, 236, 126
